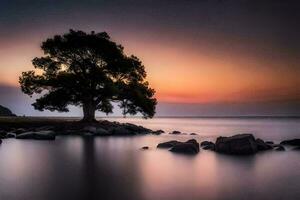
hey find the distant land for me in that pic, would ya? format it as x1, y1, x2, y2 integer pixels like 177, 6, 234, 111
0, 105, 16, 116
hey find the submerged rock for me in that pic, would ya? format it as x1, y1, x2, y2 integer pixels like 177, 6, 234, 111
266, 141, 274, 145
141, 146, 149, 150
152, 130, 165, 135
256, 139, 273, 151
169, 131, 181, 135
190, 133, 198, 135
280, 139, 300, 146
215, 134, 258, 155
6, 132, 16, 138
16, 131, 55, 140
274, 145, 285, 151
202, 144, 215, 150
200, 141, 214, 146
201, 141, 215, 150
169, 139, 200, 155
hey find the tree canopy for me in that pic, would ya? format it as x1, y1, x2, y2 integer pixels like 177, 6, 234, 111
19, 30, 157, 121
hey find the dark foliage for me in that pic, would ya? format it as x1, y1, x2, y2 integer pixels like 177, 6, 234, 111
19, 30, 157, 121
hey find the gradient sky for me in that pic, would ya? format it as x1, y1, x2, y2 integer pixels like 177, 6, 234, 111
0, 0, 299, 116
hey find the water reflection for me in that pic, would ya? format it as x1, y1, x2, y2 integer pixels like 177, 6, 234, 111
0, 118, 300, 200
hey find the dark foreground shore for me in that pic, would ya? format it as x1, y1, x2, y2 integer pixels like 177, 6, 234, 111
0, 117, 299, 155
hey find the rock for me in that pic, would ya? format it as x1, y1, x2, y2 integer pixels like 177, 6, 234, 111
215, 134, 258, 155
203, 144, 215, 150
200, 141, 214, 146
95, 128, 110, 136
266, 141, 274, 145
256, 139, 273, 151
169, 130, 181, 135
293, 146, 300, 150
152, 130, 164, 135
124, 123, 151, 134
0, 130, 6, 139
274, 145, 285, 151
14, 128, 26, 134
16, 131, 56, 140
169, 139, 200, 155
83, 126, 97, 133
35, 126, 54, 132
141, 146, 149, 150
109, 127, 131, 135
6, 132, 16, 138
201, 141, 216, 151
190, 133, 198, 135
157, 140, 181, 148
280, 139, 300, 146
83, 132, 94, 137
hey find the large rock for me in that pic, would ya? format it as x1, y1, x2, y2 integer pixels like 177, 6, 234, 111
169, 139, 200, 155
16, 131, 56, 140
215, 134, 258, 155
157, 140, 181, 148
280, 139, 300, 146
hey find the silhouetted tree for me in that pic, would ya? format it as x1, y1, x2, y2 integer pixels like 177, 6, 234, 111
19, 30, 157, 122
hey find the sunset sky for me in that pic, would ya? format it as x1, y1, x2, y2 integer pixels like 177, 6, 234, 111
0, 0, 299, 116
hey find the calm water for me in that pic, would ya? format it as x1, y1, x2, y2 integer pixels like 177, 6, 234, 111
0, 118, 299, 200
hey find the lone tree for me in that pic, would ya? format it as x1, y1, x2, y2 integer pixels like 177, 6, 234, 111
19, 30, 157, 122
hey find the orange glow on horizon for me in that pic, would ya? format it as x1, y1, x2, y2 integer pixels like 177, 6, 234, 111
0, 32, 299, 104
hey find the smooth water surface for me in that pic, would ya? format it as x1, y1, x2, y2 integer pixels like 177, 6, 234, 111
0, 118, 299, 200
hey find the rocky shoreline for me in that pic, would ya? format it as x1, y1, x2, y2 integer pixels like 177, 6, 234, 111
0, 118, 299, 156
0, 119, 160, 140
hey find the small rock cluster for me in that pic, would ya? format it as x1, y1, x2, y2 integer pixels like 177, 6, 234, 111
157, 139, 200, 155
153, 134, 300, 156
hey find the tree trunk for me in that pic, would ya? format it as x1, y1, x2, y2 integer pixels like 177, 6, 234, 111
82, 102, 96, 122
